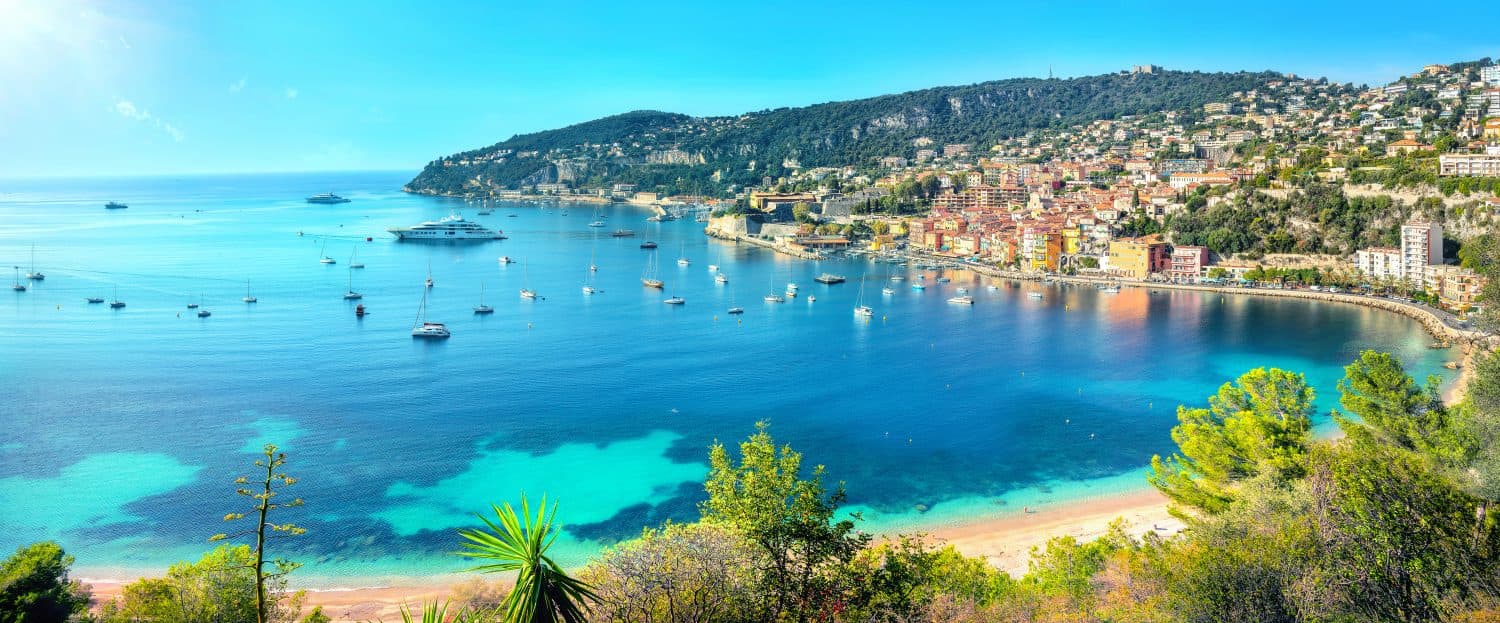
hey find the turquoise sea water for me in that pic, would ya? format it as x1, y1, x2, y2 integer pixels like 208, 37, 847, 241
0, 171, 1457, 585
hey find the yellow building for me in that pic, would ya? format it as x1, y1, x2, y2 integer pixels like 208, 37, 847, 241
1107, 239, 1168, 280
1062, 227, 1081, 255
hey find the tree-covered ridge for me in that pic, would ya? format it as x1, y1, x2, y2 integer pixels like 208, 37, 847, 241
406, 69, 1284, 196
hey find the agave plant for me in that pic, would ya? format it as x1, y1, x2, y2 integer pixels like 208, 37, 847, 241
377, 600, 498, 623
457, 495, 596, 623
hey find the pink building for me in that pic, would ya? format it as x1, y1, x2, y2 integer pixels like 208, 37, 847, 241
1169, 245, 1209, 281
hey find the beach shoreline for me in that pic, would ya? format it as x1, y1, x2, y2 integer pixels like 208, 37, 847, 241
82, 487, 1177, 621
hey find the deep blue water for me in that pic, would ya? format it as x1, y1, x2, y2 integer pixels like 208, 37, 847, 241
0, 171, 1456, 584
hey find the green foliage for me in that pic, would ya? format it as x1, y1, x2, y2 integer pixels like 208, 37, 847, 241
211, 444, 305, 623
1170, 184, 1407, 256
300, 606, 330, 623
582, 522, 760, 623
1298, 441, 1500, 621
844, 535, 1010, 622
98, 545, 301, 623
701, 421, 872, 623
1148, 368, 1315, 514
1337, 349, 1462, 461
457, 495, 596, 623
0, 542, 90, 623
377, 600, 495, 623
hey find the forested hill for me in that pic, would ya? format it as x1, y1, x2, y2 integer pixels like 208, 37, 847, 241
406, 69, 1285, 197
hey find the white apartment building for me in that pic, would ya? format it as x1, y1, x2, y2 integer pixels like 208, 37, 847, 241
1354, 247, 1402, 282
1400, 221, 1443, 287
1439, 153, 1500, 177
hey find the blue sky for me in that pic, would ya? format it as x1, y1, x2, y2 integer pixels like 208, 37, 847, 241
1, 0, 1496, 178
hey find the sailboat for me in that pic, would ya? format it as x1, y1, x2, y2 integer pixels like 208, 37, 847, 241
319, 241, 336, 264
411, 289, 450, 338
11, 266, 26, 292
243, 280, 258, 303
677, 240, 690, 266
349, 248, 365, 269
25, 244, 43, 281
854, 281, 874, 317
343, 268, 363, 300
520, 262, 539, 299
196, 295, 212, 317
763, 271, 783, 303
641, 251, 664, 289
583, 260, 601, 294
727, 286, 744, 315
109, 285, 125, 308
425, 262, 434, 288
473, 282, 494, 313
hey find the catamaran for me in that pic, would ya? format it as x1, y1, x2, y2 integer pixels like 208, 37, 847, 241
411, 290, 450, 338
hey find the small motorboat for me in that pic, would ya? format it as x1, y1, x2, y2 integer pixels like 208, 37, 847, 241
764, 294, 784, 303
520, 288, 539, 300
715, 274, 729, 284
640, 241, 658, 249
882, 287, 895, 295
727, 306, 744, 315
186, 302, 198, 309
911, 283, 926, 290
854, 305, 874, 317
197, 309, 212, 317
498, 256, 514, 264
583, 285, 599, 294
355, 304, 367, 318
807, 295, 816, 302
612, 229, 635, 237
664, 296, 685, 305
86, 297, 105, 304
1028, 292, 1044, 300
589, 221, 605, 227
947, 296, 974, 305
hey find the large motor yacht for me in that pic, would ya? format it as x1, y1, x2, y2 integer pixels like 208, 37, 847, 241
387, 214, 506, 240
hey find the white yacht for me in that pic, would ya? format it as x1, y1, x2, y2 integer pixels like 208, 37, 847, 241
387, 214, 506, 240
947, 295, 974, 305
854, 305, 874, 317
663, 296, 685, 305
715, 273, 729, 284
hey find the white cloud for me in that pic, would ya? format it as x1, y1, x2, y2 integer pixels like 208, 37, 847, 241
114, 100, 149, 121
113, 99, 184, 142
284, 87, 298, 99
229, 77, 247, 93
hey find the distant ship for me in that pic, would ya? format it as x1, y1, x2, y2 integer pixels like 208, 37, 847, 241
306, 193, 351, 204
105, 201, 128, 209
387, 214, 506, 240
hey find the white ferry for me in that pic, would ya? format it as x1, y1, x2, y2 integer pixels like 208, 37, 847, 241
387, 214, 506, 241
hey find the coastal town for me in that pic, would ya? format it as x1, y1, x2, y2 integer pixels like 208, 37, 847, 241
420, 59, 1500, 319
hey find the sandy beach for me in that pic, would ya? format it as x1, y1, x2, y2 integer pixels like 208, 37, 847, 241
929, 488, 1180, 576
84, 489, 1178, 621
